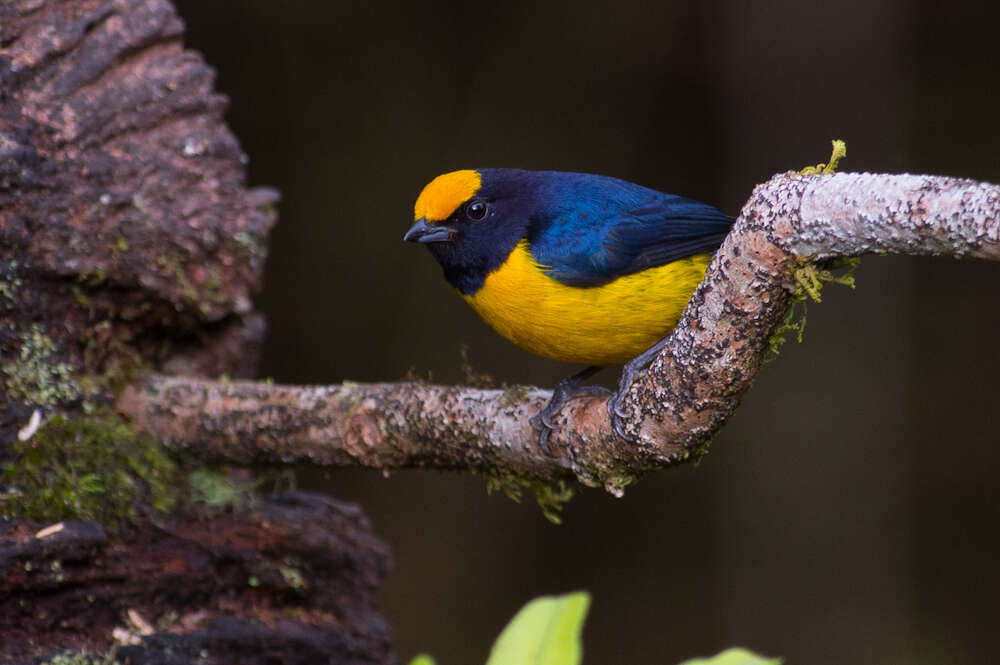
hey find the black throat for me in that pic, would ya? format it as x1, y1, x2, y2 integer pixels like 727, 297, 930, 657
428, 237, 517, 296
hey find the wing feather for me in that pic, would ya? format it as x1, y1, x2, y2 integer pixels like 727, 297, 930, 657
527, 177, 733, 287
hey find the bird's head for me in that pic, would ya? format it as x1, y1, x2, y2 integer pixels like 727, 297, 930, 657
405, 169, 538, 294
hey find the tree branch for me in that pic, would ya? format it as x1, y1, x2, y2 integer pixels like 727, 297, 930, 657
117, 171, 1000, 494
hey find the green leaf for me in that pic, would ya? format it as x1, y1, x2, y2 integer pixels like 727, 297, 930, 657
408, 655, 437, 665
485, 591, 590, 665
678, 647, 782, 665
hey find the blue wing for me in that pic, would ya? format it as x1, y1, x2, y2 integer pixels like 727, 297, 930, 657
526, 173, 733, 287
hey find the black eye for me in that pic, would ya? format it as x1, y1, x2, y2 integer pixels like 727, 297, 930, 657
466, 200, 488, 220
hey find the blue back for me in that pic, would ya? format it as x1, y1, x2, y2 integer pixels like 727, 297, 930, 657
506, 171, 733, 287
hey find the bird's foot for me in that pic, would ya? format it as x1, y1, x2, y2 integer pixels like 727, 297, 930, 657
607, 369, 638, 441
531, 365, 608, 455
607, 337, 670, 441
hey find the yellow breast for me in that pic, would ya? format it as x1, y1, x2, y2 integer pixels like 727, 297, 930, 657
462, 240, 711, 365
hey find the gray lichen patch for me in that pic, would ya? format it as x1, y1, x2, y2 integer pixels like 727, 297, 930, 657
2, 325, 81, 407
36, 650, 122, 665
0, 261, 22, 308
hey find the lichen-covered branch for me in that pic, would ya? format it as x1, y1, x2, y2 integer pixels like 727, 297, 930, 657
614, 171, 1000, 453
117, 172, 1000, 494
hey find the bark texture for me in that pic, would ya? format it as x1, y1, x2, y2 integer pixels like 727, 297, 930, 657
0, 492, 394, 665
0, 2, 395, 663
0, 0, 277, 444
116, 172, 1000, 495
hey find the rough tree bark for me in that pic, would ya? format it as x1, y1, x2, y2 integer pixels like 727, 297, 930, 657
0, 0, 277, 445
1, 493, 392, 665
0, 2, 393, 663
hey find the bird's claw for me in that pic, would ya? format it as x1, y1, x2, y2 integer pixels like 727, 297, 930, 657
609, 391, 628, 420
603, 336, 671, 442
531, 367, 609, 456
606, 338, 668, 442
607, 391, 633, 441
537, 424, 553, 455
529, 411, 555, 432
529, 412, 556, 455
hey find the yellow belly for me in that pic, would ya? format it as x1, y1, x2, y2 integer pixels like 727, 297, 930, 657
462, 240, 711, 365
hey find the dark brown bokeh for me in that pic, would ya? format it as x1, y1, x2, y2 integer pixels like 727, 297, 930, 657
171, 1, 1000, 663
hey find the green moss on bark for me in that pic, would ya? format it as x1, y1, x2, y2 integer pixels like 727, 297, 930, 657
0, 411, 179, 528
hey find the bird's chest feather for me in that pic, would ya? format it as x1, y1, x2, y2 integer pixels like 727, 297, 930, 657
461, 240, 711, 365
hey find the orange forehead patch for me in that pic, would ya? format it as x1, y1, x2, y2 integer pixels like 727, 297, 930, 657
414, 170, 481, 222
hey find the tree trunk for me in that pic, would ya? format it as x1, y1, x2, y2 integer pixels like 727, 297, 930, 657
0, 0, 276, 443
0, 2, 395, 663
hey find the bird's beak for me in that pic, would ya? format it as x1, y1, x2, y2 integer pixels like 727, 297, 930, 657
404, 218, 455, 244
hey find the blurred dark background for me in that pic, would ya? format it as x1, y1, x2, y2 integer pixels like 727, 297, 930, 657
170, 1, 1000, 663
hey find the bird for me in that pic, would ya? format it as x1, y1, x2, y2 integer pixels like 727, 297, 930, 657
404, 168, 733, 451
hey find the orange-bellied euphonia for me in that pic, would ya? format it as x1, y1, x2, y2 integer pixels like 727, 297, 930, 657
404, 168, 733, 450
